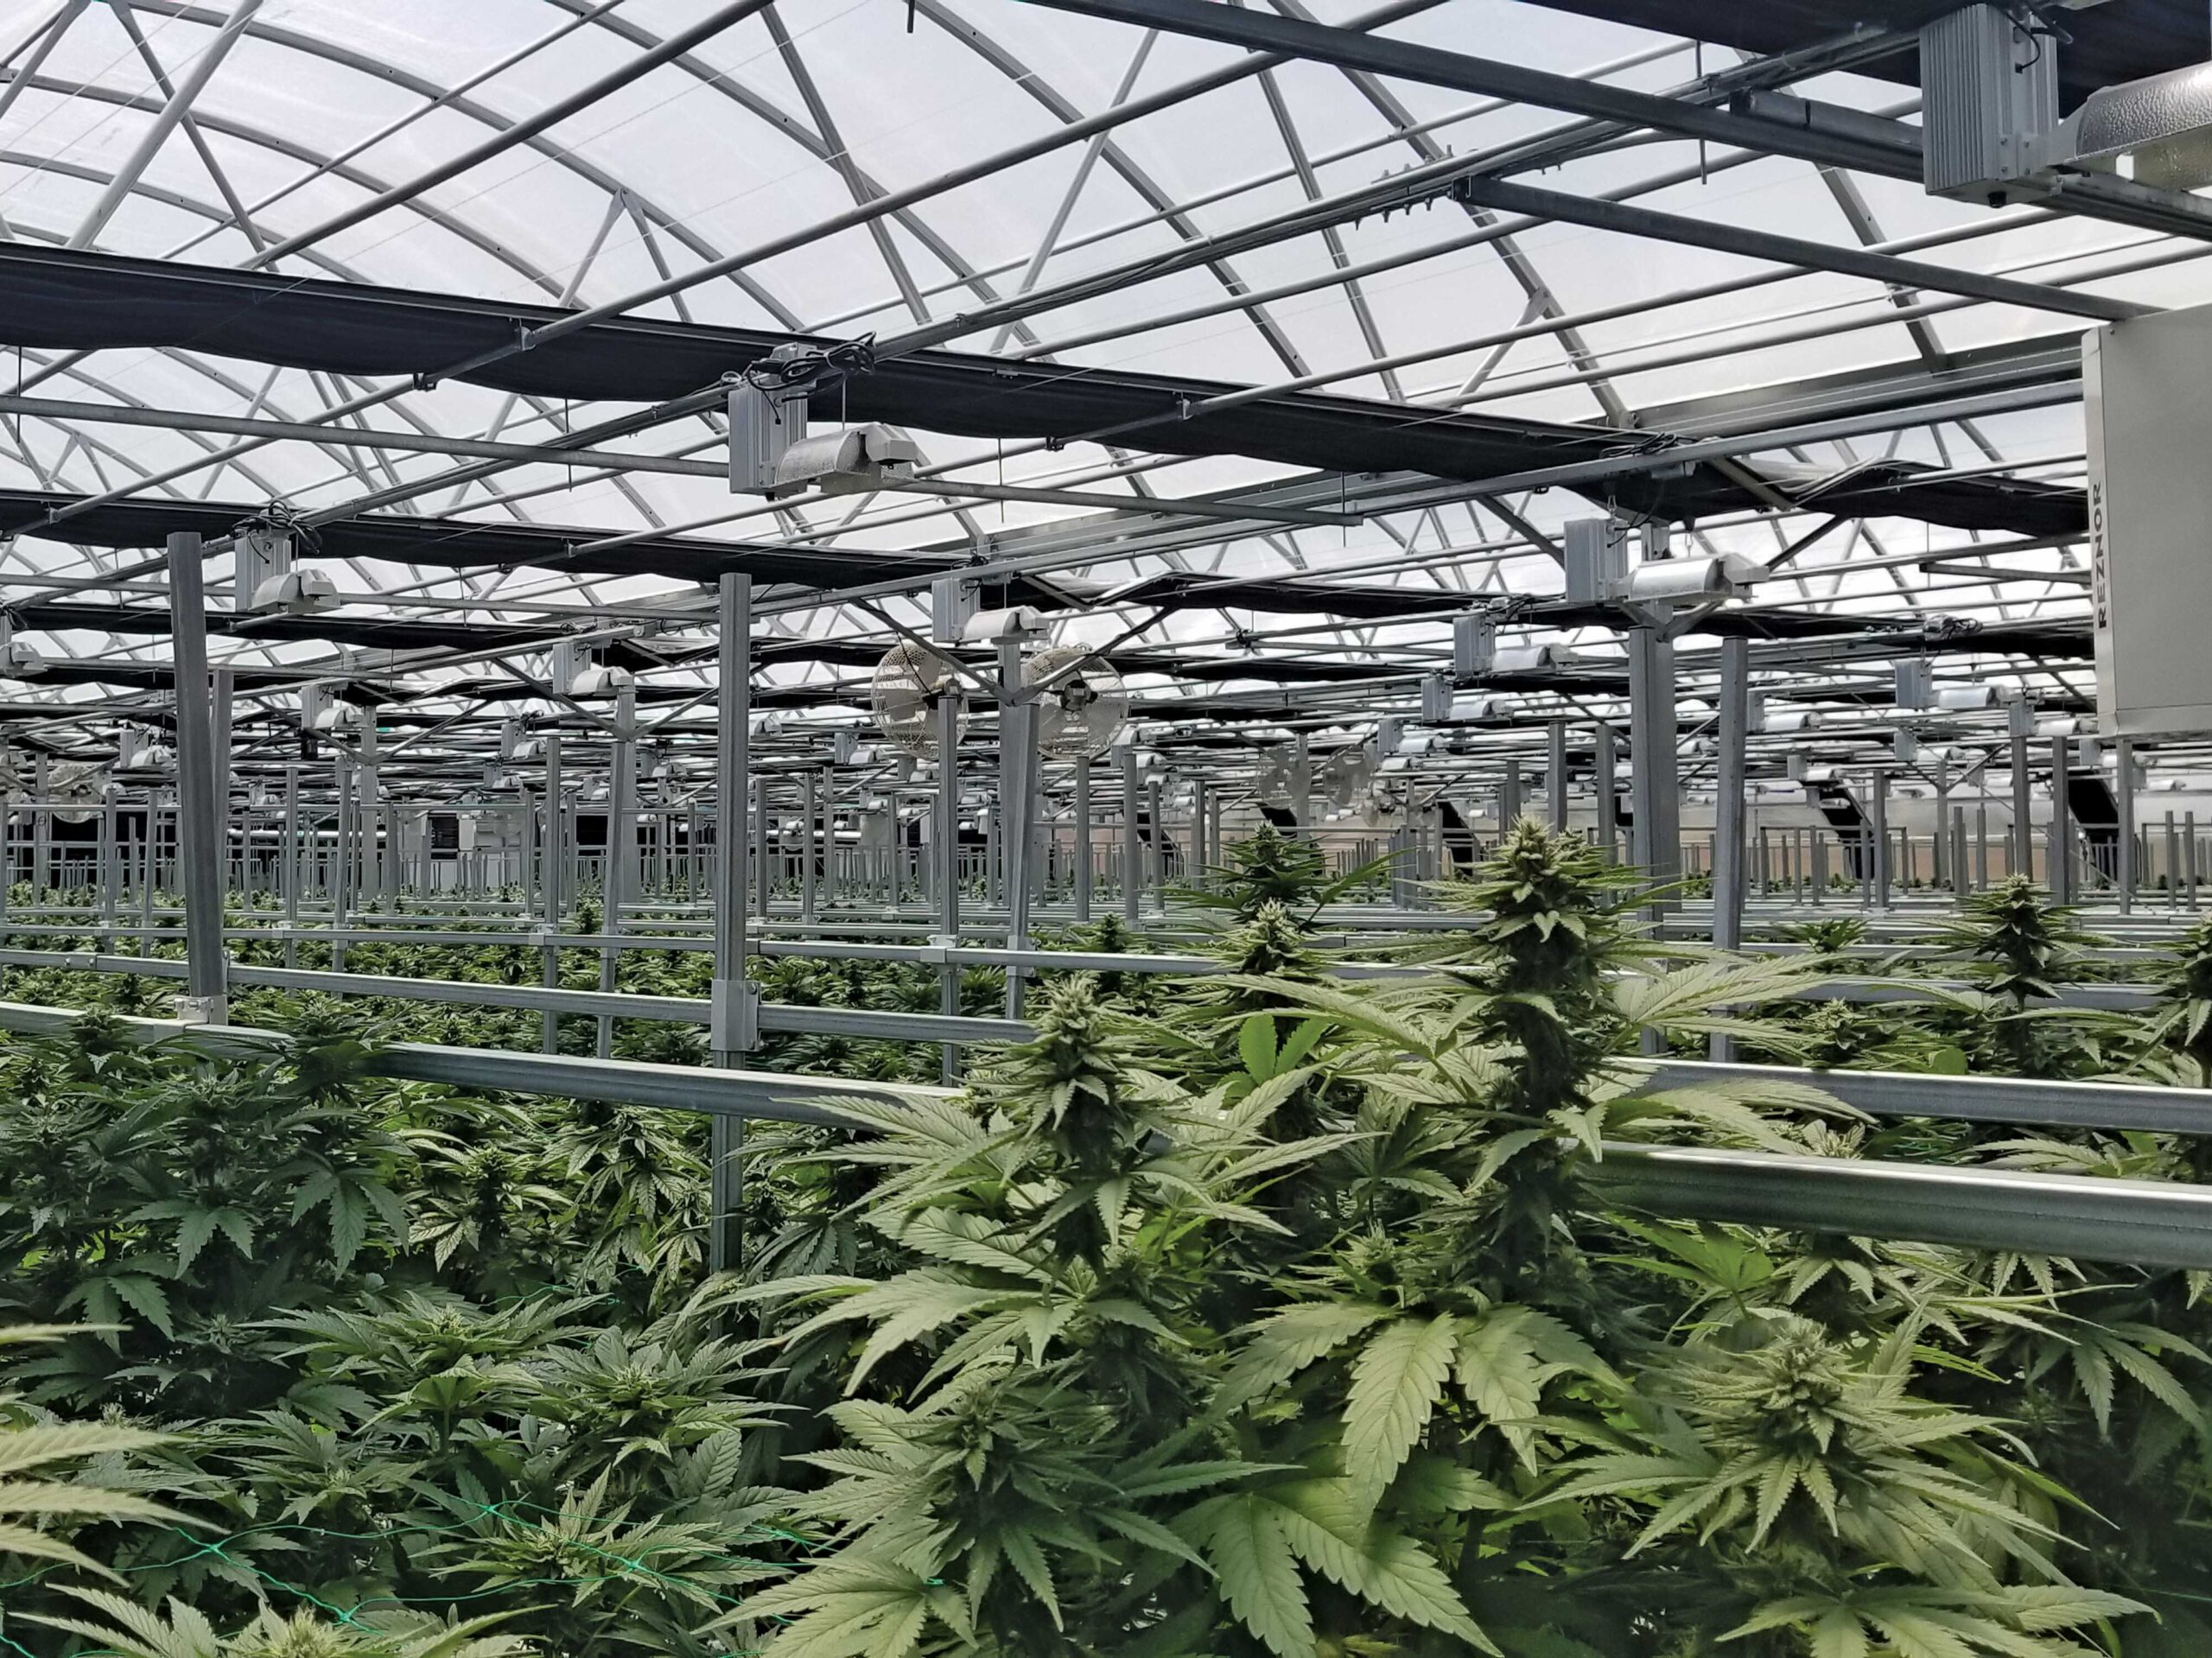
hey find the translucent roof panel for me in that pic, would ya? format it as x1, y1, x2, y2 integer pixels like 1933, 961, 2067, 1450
0, 0, 2166, 727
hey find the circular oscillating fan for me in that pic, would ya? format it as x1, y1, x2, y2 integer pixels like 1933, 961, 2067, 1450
1025, 645, 1129, 759
872, 642, 968, 757
3, 755, 106, 823
46, 760, 103, 825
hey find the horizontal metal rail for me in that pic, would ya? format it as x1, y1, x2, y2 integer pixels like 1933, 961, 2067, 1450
0, 997, 2203, 1265
0, 950, 1030, 1045
1631, 1057, 2212, 1134
1592, 1144, 2212, 1272
0, 950, 2182, 1087
0, 999, 925, 1128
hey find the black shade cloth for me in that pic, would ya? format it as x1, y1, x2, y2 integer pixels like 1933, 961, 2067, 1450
0, 246, 2088, 535
0, 489, 959, 590
14, 600, 559, 654
1526, 0, 2205, 113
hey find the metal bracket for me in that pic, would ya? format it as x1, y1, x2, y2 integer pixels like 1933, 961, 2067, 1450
710, 977, 760, 1052
175, 994, 228, 1027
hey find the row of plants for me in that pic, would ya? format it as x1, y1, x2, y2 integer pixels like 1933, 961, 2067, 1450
3, 824, 2212, 1654
6, 827, 2201, 1089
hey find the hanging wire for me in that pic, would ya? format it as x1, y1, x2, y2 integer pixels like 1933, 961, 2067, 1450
738, 337, 878, 397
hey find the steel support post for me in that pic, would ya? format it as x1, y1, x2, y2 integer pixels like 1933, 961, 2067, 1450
935, 689, 962, 1083
801, 768, 820, 924
540, 734, 564, 1054
212, 668, 233, 891
1931, 759, 1949, 891
1595, 722, 1618, 858
1073, 758, 1093, 922
357, 718, 385, 910
1120, 745, 1141, 927
332, 753, 356, 971
2116, 739, 2136, 913
597, 683, 637, 1058
1708, 637, 1751, 1059
2011, 723, 2033, 879
29, 753, 48, 907
0, 742, 10, 916
1548, 717, 1568, 831
1500, 756, 1522, 833
138, 797, 158, 956
709, 575, 754, 1274
998, 634, 1035, 1019
1147, 776, 1166, 914
1869, 769, 1891, 909
1625, 628, 1680, 900
2050, 737, 2073, 903
282, 765, 300, 967
1192, 780, 1209, 887
753, 769, 770, 921
1711, 638, 1750, 953
98, 784, 118, 951
982, 794, 1000, 910
165, 532, 226, 1024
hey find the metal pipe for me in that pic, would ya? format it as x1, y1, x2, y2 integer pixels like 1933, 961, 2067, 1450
1594, 721, 1618, 859
1074, 757, 1093, 922
246, 0, 773, 268
2050, 736, 2073, 903
2116, 738, 2136, 914
1450, 175, 2145, 325
1710, 638, 1750, 950
1121, 745, 1141, 927
935, 687, 962, 1082
1868, 768, 1891, 910
1147, 774, 1166, 914
709, 574, 752, 1273
597, 682, 637, 1058
164, 530, 226, 1021
1547, 716, 1568, 830
540, 733, 563, 1054
281, 763, 299, 967
97, 781, 118, 951
1625, 627, 1679, 899
999, 632, 1039, 1017
801, 767, 820, 924
69, 0, 264, 249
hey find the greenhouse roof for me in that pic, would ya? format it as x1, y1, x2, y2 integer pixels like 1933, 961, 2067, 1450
0, 0, 2184, 780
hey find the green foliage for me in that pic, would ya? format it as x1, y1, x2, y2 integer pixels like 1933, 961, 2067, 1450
5, 833, 2212, 1658
0, 1327, 179, 1580
0, 1012, 783, 1653
1187, 822, 1393, 924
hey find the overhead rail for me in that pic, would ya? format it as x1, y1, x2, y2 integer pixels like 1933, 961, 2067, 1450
1015, 0, 2212, 241
0, 250, 2088, 537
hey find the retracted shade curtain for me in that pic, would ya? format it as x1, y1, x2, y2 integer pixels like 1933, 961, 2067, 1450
0, 246, 2084, 535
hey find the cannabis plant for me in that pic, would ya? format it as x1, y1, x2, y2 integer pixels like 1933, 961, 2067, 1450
730, 975, 1488, 1657
1936, 876, 2120, 1076
0, 1326, 177, 1579
32, 1590, 536, 1658
1189, 820, 1391, 924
